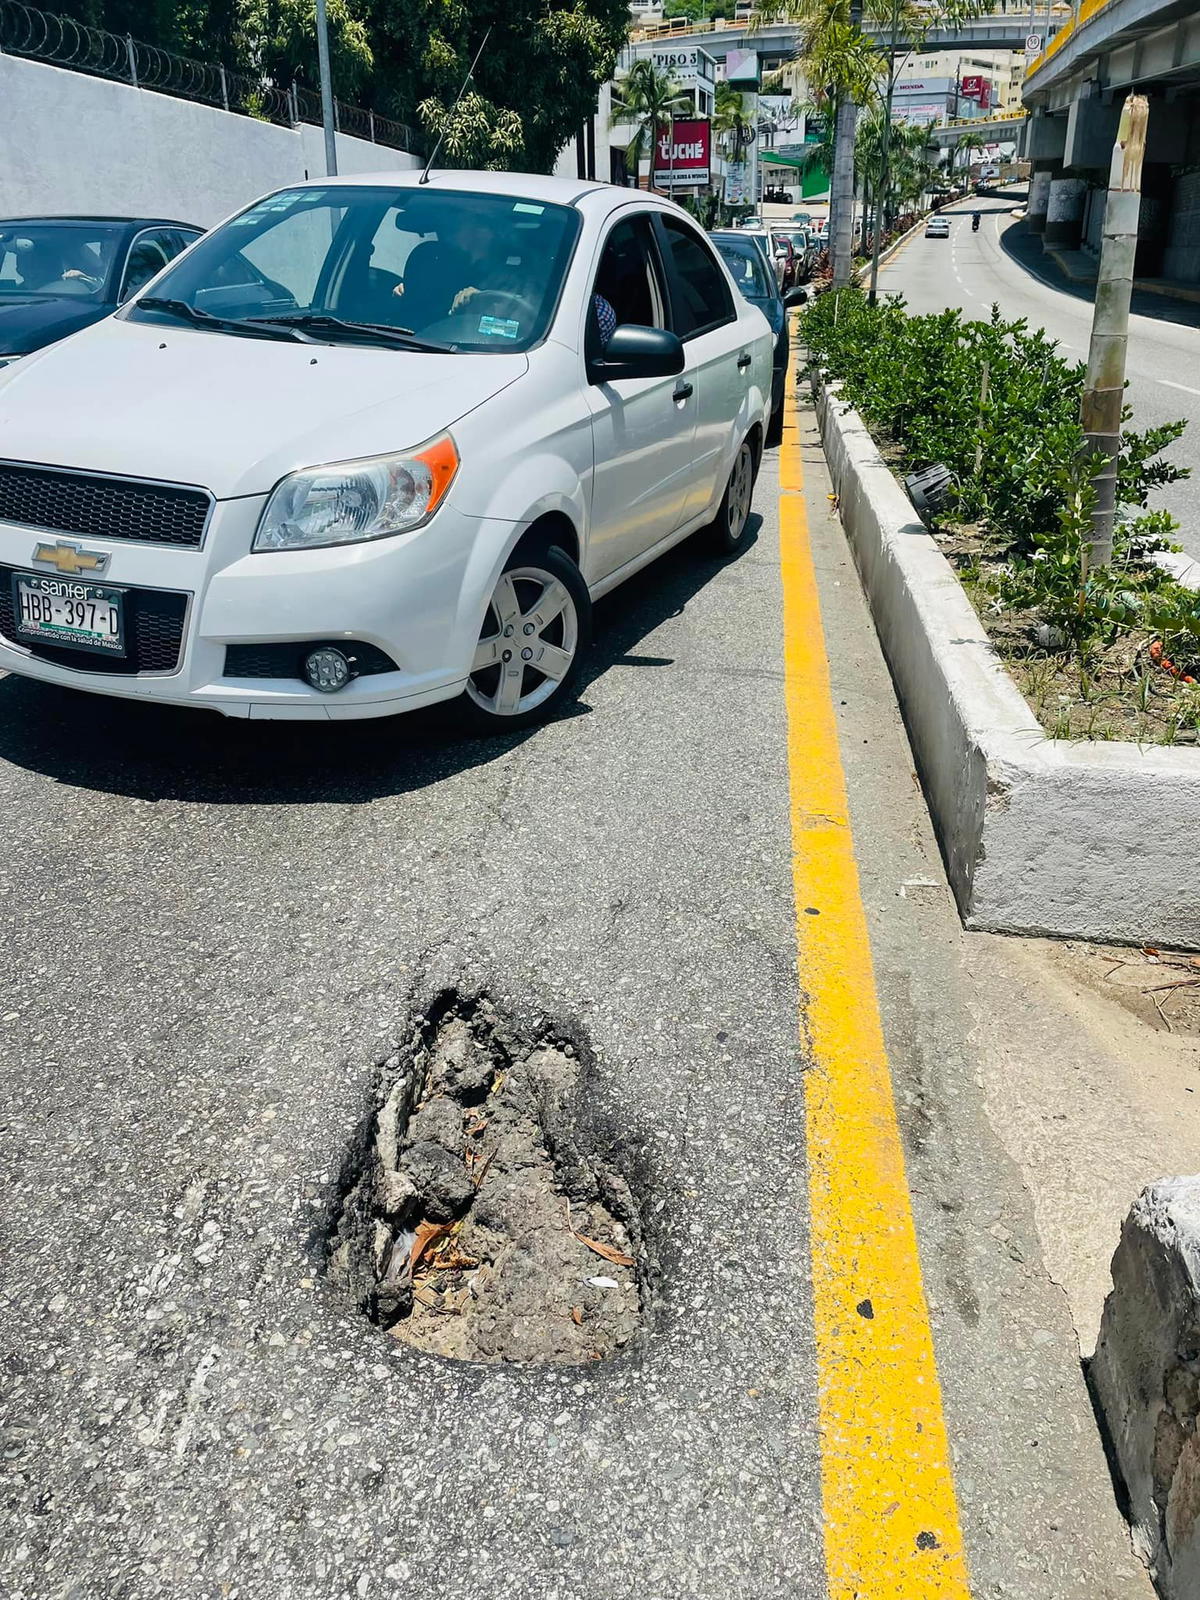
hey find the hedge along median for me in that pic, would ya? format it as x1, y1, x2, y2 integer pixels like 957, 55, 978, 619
805, 289, 1200, 945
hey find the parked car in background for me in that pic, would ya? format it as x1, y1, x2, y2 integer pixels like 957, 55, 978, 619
736, 228, 788, 292
925, 216, 951, 238
772, 228, 817, 282
0, 216, 203, 367
0, 174, 773, 730
711, 228, 803, 438
767, 231, 801, 292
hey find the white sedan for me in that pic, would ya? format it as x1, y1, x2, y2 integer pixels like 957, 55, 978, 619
0, 171, 773, 730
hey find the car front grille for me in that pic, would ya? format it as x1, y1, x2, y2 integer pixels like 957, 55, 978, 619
224, 642, 398, 679
0, 462, 211, 548
0, 566, 188, 675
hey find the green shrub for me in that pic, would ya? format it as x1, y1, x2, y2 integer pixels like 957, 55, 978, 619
802, 288, 1196, 659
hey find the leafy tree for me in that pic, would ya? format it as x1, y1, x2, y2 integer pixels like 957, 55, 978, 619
237, 0, 374, 98
610, 59, 692, 188
365, 0, 630, 170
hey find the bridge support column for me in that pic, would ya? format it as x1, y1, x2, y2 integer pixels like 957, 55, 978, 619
1045, 175, 1087, 248
1027, 166, 1054, 234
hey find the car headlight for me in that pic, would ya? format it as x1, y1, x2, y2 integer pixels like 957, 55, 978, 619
253, 435, 459, 552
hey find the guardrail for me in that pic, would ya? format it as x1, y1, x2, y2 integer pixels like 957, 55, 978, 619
0, 0, 417, 152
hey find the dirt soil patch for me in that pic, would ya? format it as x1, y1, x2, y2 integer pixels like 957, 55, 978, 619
1049, 942, 1200, 1039
934, 520, 1200, 746
328, 995, 645, 1365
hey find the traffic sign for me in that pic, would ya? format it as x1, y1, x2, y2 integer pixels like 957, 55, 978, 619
1025, 33, 1042, 52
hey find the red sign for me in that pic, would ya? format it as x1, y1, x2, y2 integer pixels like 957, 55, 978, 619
653, 118, 711, 186
961, 74, 992, 109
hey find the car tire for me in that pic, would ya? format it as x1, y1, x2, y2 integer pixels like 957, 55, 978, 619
456, 541, 591, 734
705, 435, 758, 557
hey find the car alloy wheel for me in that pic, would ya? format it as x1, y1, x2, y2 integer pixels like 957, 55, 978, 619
466, 560, 582, 720
708, 438, 756, 555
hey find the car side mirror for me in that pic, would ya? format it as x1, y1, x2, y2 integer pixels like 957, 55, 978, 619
588, 324, 684, 384
784, 286, 808, 307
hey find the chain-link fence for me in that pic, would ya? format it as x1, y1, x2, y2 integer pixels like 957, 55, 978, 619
0, 0, 417, 154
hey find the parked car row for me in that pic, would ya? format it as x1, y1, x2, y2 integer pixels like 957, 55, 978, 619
0, 177, 775, 731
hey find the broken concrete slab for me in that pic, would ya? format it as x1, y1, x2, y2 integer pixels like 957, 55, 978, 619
1091, 1177, 1200, 1596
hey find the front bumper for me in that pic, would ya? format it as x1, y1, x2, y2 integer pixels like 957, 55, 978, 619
0, 494, 504, 720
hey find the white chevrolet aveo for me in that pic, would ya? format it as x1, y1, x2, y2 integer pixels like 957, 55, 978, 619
0, 171, 773, 730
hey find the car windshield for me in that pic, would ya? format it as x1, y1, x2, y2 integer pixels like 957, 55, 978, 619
126, 185, 580, 353
713, 239, 773, 302
0, 223, 123, 300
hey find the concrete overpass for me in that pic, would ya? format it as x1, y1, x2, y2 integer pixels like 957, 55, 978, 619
1020, 0, 1200, 285
628, 13, 1064, 63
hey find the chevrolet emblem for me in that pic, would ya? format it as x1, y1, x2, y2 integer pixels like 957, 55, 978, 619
32, 539, 110, 576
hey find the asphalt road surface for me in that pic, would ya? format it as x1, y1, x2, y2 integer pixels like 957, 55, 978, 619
0, 384, 1151, 1599
877, 194, 1200, 560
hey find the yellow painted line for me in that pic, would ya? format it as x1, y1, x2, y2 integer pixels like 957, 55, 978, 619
778, 370, 971, 1598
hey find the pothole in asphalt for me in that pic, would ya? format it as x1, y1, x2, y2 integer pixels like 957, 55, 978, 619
328, 994, 646, 1365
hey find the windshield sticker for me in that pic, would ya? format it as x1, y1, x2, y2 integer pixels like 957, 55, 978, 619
513, 203, 544, 215
478, 315, 520, 339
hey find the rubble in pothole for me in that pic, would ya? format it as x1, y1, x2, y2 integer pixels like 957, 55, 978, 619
328, 995, 645, 1365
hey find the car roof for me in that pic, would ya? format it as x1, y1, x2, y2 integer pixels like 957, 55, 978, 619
288, 170, 611, 208
0, 215, 202, 229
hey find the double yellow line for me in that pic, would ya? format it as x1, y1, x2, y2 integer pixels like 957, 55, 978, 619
778, 377, 972, 1597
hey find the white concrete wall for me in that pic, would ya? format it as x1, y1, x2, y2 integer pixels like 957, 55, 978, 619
0, 53, 419, 229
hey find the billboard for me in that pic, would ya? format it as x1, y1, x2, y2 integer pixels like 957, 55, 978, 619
650, 46, 716, 86
960, 74, 992, 109
724, 48, 760, 88
653, 119, 711, 187
724, 160, 751, 205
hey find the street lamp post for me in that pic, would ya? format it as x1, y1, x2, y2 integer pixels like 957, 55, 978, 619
315, 0, 338, 177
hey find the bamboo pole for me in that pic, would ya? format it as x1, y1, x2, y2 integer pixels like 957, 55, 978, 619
1079, 93, 1148, 569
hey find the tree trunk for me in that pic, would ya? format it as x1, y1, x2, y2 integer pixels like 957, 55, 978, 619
830, 96, 858, 285
1080, 93, 1148, 569
829, 0, 862, 288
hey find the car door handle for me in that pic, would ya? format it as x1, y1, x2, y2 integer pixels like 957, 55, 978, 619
736, 352, 753, 370
673, 380, 693, 401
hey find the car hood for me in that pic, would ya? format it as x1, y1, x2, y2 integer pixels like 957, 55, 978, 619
0, 316, 528, 498
0, 295, 110, 355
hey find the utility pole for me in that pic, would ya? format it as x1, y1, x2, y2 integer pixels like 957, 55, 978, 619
1080, 94, 1149, 569
315, 0, 338, 177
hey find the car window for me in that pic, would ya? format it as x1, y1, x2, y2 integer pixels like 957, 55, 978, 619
659, 217, 735, 339
712, 239, 772, 302
120, 229, 181, 300
0, 224, 123, 300
590, 214, 667, 353
130, 186, 581, 353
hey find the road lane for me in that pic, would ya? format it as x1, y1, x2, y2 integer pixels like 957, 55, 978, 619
877, 197, 1200, 557
0, 398, 1154, 1600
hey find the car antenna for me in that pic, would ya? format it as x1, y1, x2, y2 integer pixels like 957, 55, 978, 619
419, 28, 492, 185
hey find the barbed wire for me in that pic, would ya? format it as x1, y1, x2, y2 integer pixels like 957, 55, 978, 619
0, 0, 417, 154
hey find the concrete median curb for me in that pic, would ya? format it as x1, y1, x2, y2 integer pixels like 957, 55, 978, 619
815, 380, 1200, 946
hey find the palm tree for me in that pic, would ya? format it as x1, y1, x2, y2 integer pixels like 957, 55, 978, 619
769, 0, 987, 285
764, 0, 883, 286
953, 128, 986, 176
610, 60, 692, 191
713, 79, 753, 161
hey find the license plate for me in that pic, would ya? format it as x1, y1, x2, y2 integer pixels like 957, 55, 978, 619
13, 572, 126, 656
